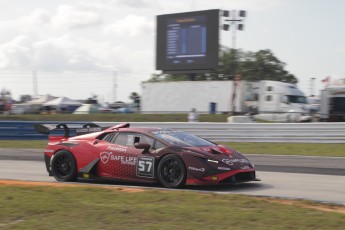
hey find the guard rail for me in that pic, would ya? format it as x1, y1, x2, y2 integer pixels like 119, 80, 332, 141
0, 121, 344, 143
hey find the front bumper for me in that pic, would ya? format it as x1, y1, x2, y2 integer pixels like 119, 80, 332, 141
186, 169, 257, 185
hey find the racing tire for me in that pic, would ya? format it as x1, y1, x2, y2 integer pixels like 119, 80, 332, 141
51, 150, 78, 182
157, 154, 186, 188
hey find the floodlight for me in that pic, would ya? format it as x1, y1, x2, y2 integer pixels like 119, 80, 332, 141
239, 10, 246, 17
222, 10, 230, 17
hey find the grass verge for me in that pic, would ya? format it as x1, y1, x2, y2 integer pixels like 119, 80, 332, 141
0, 184, 344, 230
220, 142, 345, 157
0, 141, 344, 157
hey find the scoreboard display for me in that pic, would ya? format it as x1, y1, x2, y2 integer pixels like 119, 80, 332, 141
156, 10, 219, 73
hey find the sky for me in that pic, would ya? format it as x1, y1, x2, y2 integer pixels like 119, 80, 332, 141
0, 0, 344, 103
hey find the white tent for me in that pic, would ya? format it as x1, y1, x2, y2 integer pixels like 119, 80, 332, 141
28, 94, 56, 105
73, 104, 99, 114
43, 97, 82, 106
43, 97, 82, 112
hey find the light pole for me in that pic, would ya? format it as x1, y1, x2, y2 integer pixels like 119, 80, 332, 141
222, 10, 247, 49
310, 77, 316, 96
113, 71, 117, 103
221, 10, 247, 114
33, 70, 38, 97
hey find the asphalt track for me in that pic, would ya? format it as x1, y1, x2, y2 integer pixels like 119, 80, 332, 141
0, 149, 344, 205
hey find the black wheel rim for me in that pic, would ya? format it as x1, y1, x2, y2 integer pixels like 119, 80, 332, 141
54, 155, 72, 178
160, 158, 183, 185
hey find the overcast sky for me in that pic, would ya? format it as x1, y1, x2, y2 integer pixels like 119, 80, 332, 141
0, 0, 344, 102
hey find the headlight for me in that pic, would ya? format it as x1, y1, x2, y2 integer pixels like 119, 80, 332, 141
207, 159, 219, 164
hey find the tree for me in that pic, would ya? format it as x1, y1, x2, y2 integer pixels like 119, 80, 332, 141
219, 48, 298, 83
146, 49, 298, 84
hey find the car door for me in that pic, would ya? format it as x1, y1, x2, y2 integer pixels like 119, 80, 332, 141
97, 132, 156, 181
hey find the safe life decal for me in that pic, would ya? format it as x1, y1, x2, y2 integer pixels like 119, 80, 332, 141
100, 152, 136, 165
100, 152, 155, 178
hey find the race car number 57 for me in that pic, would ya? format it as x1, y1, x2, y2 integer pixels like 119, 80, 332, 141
137, 156, 154, 178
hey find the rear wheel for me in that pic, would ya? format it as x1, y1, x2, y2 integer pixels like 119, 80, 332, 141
157, 154, 186, 188
51, 150, 77, 182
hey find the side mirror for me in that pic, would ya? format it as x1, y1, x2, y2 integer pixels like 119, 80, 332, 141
134, 142, 151, 152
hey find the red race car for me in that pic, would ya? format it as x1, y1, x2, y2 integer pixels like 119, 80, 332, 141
35, 123, 259, 188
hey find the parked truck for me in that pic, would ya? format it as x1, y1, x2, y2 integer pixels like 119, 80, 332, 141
141, 80, 311, 122
320, 84, 345, 122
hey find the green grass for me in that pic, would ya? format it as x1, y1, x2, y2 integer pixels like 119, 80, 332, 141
0, 140, 47, 149
0, 185, 344, 229
220, 142, 345, 157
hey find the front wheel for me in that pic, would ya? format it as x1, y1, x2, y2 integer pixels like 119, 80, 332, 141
157, 154, 186, 188
51, 150, 77, 182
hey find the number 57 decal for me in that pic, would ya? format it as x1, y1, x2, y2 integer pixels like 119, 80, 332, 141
137, 156, 155, 178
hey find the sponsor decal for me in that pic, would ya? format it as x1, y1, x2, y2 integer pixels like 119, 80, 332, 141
100, 151, 137, 165
211, 176, 218, 181
218, 167, 231, 171
76, 127, 102, 133
188, 166, 205, 172
222, 158, 250, 166
222, 159, 233, 166
107, 146, 127, 152
137, 156, 154, 178
100, 152, 111, 164
44, 149, 54, 153
111, 155, 137, 165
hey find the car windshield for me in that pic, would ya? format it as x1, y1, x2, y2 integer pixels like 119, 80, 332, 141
151, 130, 215, 147
287, 95, 307, 104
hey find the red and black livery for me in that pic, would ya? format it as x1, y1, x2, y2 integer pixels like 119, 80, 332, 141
35, 123, 259, 188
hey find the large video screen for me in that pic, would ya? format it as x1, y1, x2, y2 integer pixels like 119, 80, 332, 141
156, 9, 219, 73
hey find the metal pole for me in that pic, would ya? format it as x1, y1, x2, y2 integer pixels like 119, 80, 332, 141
113, 71, 117, 102
33, 70, 38, 97
310, 77, 316, 96
231, 10, 236, 49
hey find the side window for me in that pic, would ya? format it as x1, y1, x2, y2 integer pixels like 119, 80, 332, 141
114, 132, 149, 147
139, 135, 166, 150
114, 133, 133, 146
154, 141, 166, 150
265, 95, 272, 101
113, 132, 167, 149
266, 86, 273, 91
140, 135, 155, 146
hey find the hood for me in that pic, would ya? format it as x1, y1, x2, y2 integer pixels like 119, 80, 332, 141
182, 145, 254, 170
183, 145, 249, 161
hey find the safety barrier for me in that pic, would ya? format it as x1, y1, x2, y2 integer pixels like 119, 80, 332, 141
0, 121, 345, 143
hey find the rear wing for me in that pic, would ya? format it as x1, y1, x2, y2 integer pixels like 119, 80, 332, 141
33, 123, 106, 138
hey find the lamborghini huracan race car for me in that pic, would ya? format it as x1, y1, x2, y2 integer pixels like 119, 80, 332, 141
35, 123, 259, 188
